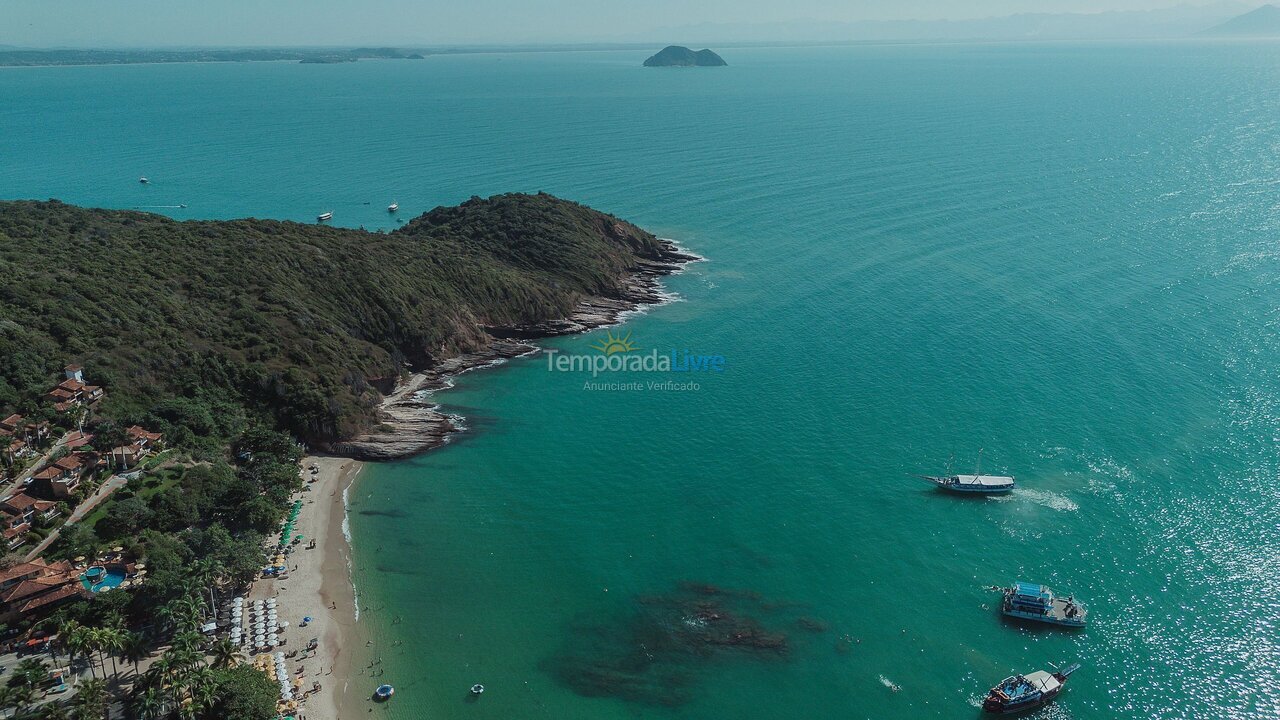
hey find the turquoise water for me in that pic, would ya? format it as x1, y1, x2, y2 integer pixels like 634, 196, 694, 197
5, 42, 1280, 719
80, 566, 125, 593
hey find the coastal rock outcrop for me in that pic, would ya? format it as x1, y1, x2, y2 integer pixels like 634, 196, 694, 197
331, 239, 698, 460
643, 46, 727, 67
0, 193, 693, 458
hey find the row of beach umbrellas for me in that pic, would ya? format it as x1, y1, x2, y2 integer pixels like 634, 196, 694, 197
278, 501, 304, 548
229, 597, 287, 649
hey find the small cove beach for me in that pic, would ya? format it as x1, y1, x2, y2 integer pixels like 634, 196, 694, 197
241, 456, 364, 720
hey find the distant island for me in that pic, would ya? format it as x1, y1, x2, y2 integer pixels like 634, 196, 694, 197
0, 47, 426, 67
1197, 4, 1280, 37
643, 46, 727, 67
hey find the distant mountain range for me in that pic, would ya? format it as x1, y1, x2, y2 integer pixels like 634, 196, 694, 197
627, 2, 1258, 44
1198, 3, 1280, 36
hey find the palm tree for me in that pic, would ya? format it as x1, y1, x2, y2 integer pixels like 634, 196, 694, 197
9, 658, 49, 690
207, 637, 240, 669
66, 627, 95, 680
160, 598, 202, 636
38, 700, 71, 720
5, 684, 35, 719
119, 632, 149, 679
182, 666, 216, 717
140, 654, 174, 696
93, 628, 125, 686
168, 632, 203, 665
0, 686, 14, 719
79, 628, 108, 681
70, 678, 106, 720
128, 686, 164, 720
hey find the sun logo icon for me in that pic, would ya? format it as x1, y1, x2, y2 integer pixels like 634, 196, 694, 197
590, 329, 639, 355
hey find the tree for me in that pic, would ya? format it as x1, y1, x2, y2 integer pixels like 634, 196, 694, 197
4, 683, 36, 718
67, 627, 96, 680
51, 524, 100, 562
92, 627, 125, 686
96, 497, 154, 541
200, 666, 276, 720
128, 685, 164, 720
119, 632, 149, 679
69, 678, 106, 720
36, 700, 72, 719
207, 638, 240, 670
7, 658, 49, 690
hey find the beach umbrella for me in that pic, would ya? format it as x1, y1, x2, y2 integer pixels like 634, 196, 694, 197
303, 616, 312, 623
135, 562, 146, 569
111, 546, 123, 552
73, 556, 86, 563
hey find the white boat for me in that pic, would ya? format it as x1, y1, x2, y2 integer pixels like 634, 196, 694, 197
317, 212, 333, 222
139, 177, 149, 184
387, 202, 399, 212
920, 450, 1014, 494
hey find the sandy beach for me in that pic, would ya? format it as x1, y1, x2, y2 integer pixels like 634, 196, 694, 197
247, 455, 363, 720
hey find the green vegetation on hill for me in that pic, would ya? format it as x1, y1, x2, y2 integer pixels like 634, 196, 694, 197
0, 193, 666, 443
643, 46, 727, 67
0, 192, 672, 717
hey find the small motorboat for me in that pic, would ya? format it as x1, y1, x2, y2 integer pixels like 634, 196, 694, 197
920, 449, 1014, 494
1000, 582, 1087, 628
470, 684, 485, 695
138, 177, 149, 184
983, 663, 1079, 714
317, 211, 333, 222
374, 684, 394, 701
388, 202, 399, 212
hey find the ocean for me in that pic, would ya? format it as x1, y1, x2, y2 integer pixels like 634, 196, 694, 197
4, 41, 1280, 719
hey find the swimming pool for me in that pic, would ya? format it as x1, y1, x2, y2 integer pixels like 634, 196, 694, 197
80, 566, 125, 593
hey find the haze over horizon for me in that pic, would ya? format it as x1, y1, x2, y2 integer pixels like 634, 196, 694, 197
0, 0, 1260, 47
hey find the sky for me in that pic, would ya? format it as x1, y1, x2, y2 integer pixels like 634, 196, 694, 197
1, 0, 1245, 47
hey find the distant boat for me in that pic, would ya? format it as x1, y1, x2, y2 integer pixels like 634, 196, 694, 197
387, 202, 399, 212
920, 449, 1014, 494
1000, 582, 1086, 628
982, 663, 1080, 714
139, 177, 149, 184
317, 212, 333, 222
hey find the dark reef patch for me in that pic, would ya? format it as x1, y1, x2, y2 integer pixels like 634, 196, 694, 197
542, 581, 825, 707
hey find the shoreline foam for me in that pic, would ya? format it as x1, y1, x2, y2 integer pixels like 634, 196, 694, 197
329, 238, 700, 460
313, 240, 701, 715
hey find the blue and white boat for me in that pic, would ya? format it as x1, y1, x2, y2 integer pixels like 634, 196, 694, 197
1001, 581, 1086, 628
920, 450, 1014, 494
982, 663, 1080, 714
1003, 579, 1085, 625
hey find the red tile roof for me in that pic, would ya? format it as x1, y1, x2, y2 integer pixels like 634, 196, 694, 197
63, 432, 94, 449
0, 415, 21, 431
127, 426, 163, 443
53, 455, 83, 472
17, 584, 84, 614
0, 559, 54, 585
2, 494, 54, 513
